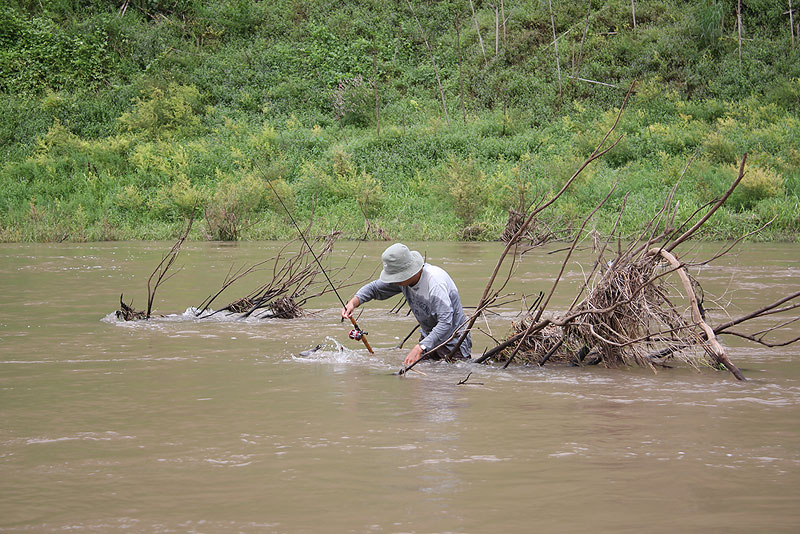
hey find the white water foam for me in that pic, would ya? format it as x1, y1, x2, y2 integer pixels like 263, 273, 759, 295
290, 337, 375, 365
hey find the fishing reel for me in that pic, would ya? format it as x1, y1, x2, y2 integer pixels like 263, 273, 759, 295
348, 328, 367, 341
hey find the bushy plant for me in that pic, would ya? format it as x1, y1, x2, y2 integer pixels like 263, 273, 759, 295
294, 148, 384, 213
118, 84, 205, 139
730, 163, 785, 210
485, 154, 534, 213
113, 184, 146, 213
436, 155, 488, 226
703, 130, 739, 164
203, 171, 268, 240
329, 76, 373, 127
0, 8, 111, 94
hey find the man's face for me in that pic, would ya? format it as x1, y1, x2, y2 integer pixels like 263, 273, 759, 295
396, 270, 422, 287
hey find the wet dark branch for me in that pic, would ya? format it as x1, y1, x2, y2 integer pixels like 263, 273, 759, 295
713, 291, 800, 333
721, 331, 800, 348
538, 338, 564, 366
146, 213, 194, 319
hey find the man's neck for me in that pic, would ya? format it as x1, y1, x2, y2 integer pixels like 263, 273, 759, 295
406, 268, 423, 287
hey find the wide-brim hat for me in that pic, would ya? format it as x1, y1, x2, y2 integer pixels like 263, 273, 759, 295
380, 243, 424, 283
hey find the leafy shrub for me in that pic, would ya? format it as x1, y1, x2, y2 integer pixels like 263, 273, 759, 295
294, 161, 339, 207
128, 141, 192, 189
485, 153, 534, 213
680, 99, 727, 123
168, 175, 203, 218
648, 118, 708, 155
703, 130, 739, 164
113, 184, 146, 213
347, 170, 385, 218
764, 79, 800, 111
294, 148, 384, 212
203, 171, 268, 240
329, 76, 373, 127
263, 177, 294, 215
436, 155, 488, 225
730, 164, 785, 210
118, 84, 204, 139
0, 7, 111, 94
34, 119, 89, 158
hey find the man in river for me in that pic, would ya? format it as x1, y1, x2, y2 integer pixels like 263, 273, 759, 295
341, 243, 472, 366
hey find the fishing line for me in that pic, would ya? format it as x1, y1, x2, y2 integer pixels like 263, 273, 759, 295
257, 162, 373, 353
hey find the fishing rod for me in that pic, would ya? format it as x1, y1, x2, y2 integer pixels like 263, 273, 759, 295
258, 165, 373, 354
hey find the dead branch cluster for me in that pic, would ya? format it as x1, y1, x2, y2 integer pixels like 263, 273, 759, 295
476, 148, 800, 381
117, 221, 367, 321
194, 231, 347, 319
429, 84, 799, 381
118, 212, 195, 320
500, 209, 560, 246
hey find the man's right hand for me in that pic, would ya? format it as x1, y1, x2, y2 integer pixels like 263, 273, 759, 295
341, 297, 359, 319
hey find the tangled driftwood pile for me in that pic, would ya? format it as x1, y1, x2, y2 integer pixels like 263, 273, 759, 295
473, 146, 800, 382
401, 86, 799, 380
194, 231, 355, 319
116, 217, 362, 321
116, 213, 195, 321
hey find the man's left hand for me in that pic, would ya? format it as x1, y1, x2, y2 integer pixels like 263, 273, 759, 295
404, 344, 425, 366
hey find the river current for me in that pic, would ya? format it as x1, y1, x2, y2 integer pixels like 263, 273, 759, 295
1, 241, 798, 532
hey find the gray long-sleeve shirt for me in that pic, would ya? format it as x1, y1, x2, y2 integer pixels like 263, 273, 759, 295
355, 264, 472, 359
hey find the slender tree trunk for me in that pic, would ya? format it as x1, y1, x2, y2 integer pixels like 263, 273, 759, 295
548, 0, 562, 96
575, 0, 592, 76
502, 99, 507, 136
455, 17, 467, 123
393, 25, 401, 66
631, 0, 636, 29
469, 0, 487, 66
372, 37, 380, 136
493, 3, 499, 55
405, 0, 450, 125
737, 0, 743, 64
501, 0, 506, 43
790, 0, 796, 48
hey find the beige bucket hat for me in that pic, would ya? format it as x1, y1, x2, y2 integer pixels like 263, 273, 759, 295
379, 243, 424, 283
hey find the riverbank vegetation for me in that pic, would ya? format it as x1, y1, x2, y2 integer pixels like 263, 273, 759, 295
1, 0, 798, 242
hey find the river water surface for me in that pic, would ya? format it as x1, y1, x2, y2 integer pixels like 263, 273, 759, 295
1, 241, 798, 533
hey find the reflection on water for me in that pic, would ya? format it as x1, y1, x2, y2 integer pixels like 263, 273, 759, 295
0, 241, 798, 533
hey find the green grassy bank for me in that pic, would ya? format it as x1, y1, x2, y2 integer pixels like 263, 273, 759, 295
1, 0, 798, 242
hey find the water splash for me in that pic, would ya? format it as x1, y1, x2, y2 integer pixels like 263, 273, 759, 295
290, 337, 374, 365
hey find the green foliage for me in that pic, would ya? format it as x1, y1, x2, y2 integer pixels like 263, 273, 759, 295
203, 171, 270, 241
294, 147, 385, 217
730, 163, 786, 210
764, 78, 800, 110
330, 76, 374, 127
0, 7, 111, 94
0, 0, 798, 242
118, 84, 204, 138
437, 155, 488, 226
151, 174, 203, 220
693, 0, 726, 51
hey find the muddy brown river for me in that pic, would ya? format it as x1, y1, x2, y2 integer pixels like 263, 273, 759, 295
1, 241, 798, 533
